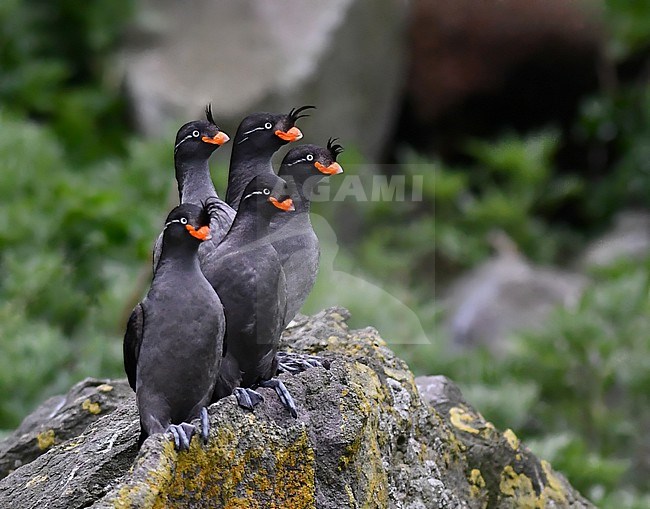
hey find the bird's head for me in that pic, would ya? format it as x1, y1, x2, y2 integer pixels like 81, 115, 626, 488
163, 203, 212, 245
233, 105, 315, 152
239, 173, 294, 217
174, 104, 230, 160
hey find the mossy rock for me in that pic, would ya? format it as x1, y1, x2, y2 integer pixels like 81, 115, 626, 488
0, 308, 593, 508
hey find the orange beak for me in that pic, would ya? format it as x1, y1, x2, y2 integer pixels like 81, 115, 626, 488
202, 132, 230, 145
275, 126, 303, 142
186, 224, 212, 241
269, 196, 295, 212
314, 161, 344, 175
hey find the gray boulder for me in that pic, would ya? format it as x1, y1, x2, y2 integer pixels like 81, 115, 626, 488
580, 210, 650, 269
119, 0, 407, 160
0, 308, 592, 508
444, 234, 587, 353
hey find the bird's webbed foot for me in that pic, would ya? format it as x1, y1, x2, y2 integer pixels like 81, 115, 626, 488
275, 351, 330, 375
167, 422, 196, 451
233, 387, 265, 411
257, 378, 298, 418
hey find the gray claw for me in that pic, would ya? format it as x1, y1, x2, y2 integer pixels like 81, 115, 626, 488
275, 352, 330, 375
200, 407, 209, 445
170, 426, 180, 450
258, 378, 298, 418
167, 423, 195, 451
234, 388, 264, 410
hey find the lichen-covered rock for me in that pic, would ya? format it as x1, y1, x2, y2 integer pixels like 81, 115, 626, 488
416, 375, 592, 508
0, 377, 132, 480
0, 308, 593, 508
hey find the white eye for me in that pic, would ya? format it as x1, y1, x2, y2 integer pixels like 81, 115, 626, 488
306, 154, 314, 161
180, 217, 188, 225
263, 188, 271, 195
192, 130, 200, 138
264, 122, 273, 130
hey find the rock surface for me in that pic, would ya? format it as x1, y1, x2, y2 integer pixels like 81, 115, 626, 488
0, 308, 593, 508
0, 377, 132, 480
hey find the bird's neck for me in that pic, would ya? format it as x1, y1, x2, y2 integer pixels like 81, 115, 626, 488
175, 157, 219, 204
227, 206, 274, 244
280, 172, 315, 214
155, 243, 201, 275
226, 150, 274, 208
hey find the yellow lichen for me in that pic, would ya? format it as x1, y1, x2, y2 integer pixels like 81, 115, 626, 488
469, 468, 486, 496
64, 437, 84, 451
25, 474, 48, 488
97, 384, 114, 392
344, 483, 356, 506
343, 364, 389, 507
468, 468, 488, 508
113, 440, 175, 509
449, 407, 480, 435
497, 462, 571, 508
539, 460, 568, 504
469, 468, 485, 488
82, 398, 101, 415
384, 366, 408, 382
271, 428, 316, 507
36, 429, 55, 450
499, 465, 541, 508
141, 419, 316, 508
504, 428, 520, 450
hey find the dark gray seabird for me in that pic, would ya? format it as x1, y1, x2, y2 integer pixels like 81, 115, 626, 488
224, 106, 314, 210
203, 174, 298, 417
153, 105, 234, 270
124, 203, 225, 450
270, 139, 344, 327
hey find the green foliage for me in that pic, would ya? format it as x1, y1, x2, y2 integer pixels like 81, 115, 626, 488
605, 0, 650, 61
354, 130, 583, 302
507, 261, 650, 503
0, 111, 172, 426
0, 0, 134, 162
577, 85, 650, 221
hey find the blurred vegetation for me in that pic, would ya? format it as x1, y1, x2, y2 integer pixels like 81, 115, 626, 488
0, 0, 649, 507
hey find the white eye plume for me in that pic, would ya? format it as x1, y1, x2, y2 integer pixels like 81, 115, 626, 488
192, 130, 200, 138
264, 122, 273, 130
306, 154, 314, 161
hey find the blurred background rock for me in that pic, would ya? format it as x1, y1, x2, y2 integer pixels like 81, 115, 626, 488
1, 0, 649, 506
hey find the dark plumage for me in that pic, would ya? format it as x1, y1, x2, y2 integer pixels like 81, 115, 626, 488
124, 203, 225, 450
270, 139, 344, 327
202, 173, 298, 416
225, 106, 315, 210
153, 106, 235, 270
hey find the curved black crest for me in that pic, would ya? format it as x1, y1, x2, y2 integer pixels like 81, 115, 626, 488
203, 196, 221, 219
327, 137, 344, 160
289, 105, 316, 123
205, 103, 217, 126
